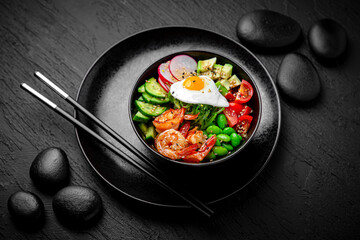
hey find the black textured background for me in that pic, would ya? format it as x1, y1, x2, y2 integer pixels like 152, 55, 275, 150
1, 0, 360, 239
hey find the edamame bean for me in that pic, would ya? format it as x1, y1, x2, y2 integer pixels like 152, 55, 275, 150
222, 127, 236, 135
206, 151, 216, 160
209, 134, 221, 146
206, 125, 222, 135
216, 114, 227, 129
230, 133, 242, 147
222, 143, 234, 151
213, 146, 228, 157
217, 134, 231, 142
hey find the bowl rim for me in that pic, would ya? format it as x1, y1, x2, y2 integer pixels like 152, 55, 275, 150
128, 50, 262, 167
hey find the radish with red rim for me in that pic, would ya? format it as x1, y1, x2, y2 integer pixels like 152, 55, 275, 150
158, 78, 170, 92
169, 55, 197, 81
158, 61, 174, 84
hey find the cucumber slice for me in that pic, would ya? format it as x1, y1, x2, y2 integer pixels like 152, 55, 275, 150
135, 100, 167, 117
142, 92, 170, 105
145, 77, 167, 98
138, 122, 148, 135
133, 111, 151, 122
138, 84, 145, 93
145, 125, 156, 141
138, 95, 145, 101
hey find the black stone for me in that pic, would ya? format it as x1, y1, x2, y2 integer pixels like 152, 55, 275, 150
52, 186, 102, 228
7, 191, 45, 229
236, 10, 302, 50
30, 147, 70, 193
308, 19, 347, 60
277, 53, 321, 102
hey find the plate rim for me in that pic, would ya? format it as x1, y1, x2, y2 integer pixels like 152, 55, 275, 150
74, 26, 282, 208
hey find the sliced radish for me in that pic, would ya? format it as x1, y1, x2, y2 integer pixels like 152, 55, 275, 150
169, 55, 197, 81
158, 78, 170, 92
158, 61, 174, 84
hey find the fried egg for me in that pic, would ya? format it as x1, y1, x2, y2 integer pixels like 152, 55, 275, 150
170, 75, 229, 107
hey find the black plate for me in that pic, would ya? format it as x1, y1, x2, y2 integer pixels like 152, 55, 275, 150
75, 26, 281, 208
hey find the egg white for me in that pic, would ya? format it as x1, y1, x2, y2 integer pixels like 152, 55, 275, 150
170, 75, 229, 107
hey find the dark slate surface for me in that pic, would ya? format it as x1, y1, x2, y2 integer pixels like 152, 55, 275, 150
1, 0, 360, 239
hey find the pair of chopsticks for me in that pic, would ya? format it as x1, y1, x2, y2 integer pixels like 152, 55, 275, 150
21, 72, 214, 217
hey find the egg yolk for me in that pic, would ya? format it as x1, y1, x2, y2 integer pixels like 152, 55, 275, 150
183, 76, 204, 91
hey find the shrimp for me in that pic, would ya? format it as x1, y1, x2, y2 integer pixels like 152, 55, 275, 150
154, 129, 193, 160
153, 108, 185, 133
181, 135, 217, 163
186, 127, 206, 148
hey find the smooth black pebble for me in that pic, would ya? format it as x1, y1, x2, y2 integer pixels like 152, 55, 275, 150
236, 10, 301, 49
308, 19, 347, 59
8, 191, 45, 228
277, 53, 321, 102
52, 186, 102, 228
30, 147, 70, 193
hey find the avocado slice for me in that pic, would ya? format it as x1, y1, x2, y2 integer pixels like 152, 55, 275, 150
220, 64, 233, 80
197, 57, 217, 73
228, 74, 241, 88
212, 64, 223, 80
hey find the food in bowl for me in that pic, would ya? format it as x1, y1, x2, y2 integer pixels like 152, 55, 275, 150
132, 54, 255, 163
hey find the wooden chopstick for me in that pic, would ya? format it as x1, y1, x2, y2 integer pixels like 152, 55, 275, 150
21, 81, 214, 217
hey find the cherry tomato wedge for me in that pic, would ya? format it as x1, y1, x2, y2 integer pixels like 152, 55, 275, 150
179, 121, 191, 137
224, 92, 235, 101
184, 112, 199, 120
235, 80, 253, 104
240, 105, 252, 116
229, 102, 243, 115
235, 115, 253, 137
223, 107, 238, 127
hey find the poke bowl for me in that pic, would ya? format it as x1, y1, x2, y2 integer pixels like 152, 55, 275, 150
129, 51, 261, 168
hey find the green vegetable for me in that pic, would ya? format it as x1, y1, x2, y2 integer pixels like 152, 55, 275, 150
133, 111, 151, 122
142, 92, 170, 105
138, 123, 148, 135
213, 146, 228, 157
137, 96, 145, 102
215, 81, 228, 96
209, 134, 221, 146
205, 151, 216, 160
221, 63, 233, 80
138, 84, 145, 93
230, 133, 242, 147
145, 77, 167, 98
197, 57, 217, 73
222, 143, 234, 151
168, 94, 224, 130
216, 114, 227, 129
217, 134, 231, 142
206, 125, 222, 135
145, 125, 156, 141
135, 100, 167, 117
222, 127, 236, 135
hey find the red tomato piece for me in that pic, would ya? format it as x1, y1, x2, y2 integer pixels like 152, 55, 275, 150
240, 105, 252, 116
223, 107, 238, 127
235, 115, 253, 137
235, 80, 253, 104
228, 102, 243, 115
179, 121, 191, 137
224, 92, 235, 101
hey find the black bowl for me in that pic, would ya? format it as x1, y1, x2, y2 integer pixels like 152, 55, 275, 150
129, 51, 262, 168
